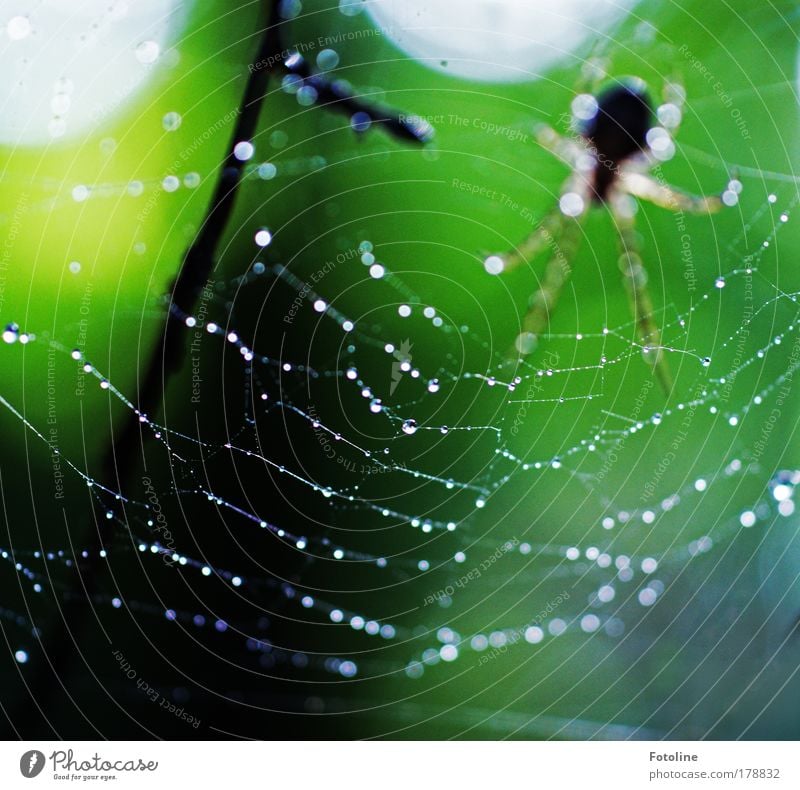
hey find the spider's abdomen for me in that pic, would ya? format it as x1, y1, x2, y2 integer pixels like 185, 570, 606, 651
582, 83, 652, 201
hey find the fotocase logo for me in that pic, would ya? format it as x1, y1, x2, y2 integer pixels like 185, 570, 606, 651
19, 750, 45, 778
390, 338, 413, 395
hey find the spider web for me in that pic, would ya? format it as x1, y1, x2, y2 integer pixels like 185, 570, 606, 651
2, 8, 800, 739
2, 161, 799, 738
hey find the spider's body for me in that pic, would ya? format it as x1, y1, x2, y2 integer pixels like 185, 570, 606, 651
582, 83, 652, 201
491, 78, 731, 391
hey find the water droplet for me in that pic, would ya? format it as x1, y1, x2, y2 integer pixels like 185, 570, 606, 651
559, 192, 584, 217
257, 162, 277, 180
2, 323, 19, 344
656, 102, 682, 129
316, 48, 339, 71
571, 93, 599, 121
136, 40, 160, 65
722, 190, 738, 207
515, 332, 537, 355
162, 111, 182, 131
339, 0, 364, 16
234, 140, 255, 161
279, 0, 302, 18
270, 130, 288, 148
484, 255, 504, 275
739, 510, 756, 527
401, 419, 418, 435
350, 111, 371, 133
297, 85, 318, 106
7, 16, 32, 40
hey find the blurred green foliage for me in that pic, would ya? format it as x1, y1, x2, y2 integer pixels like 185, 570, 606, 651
2, 0, 799, 738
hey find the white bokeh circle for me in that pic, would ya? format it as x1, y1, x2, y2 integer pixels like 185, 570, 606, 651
0, 0, 188, 145
366, 0, 638, 82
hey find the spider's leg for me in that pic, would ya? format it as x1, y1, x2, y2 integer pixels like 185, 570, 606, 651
535, 124, 586, 168
490, 205, 567, 275
620, 171, 723, 214
492, 168, 591, 274
613, 207, 674, 393
512, 213, 584, 356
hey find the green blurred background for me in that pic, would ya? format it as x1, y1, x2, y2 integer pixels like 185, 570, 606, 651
1, 0, 799, 739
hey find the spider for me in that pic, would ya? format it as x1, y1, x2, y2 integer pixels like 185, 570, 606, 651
486, 78, 737, 392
